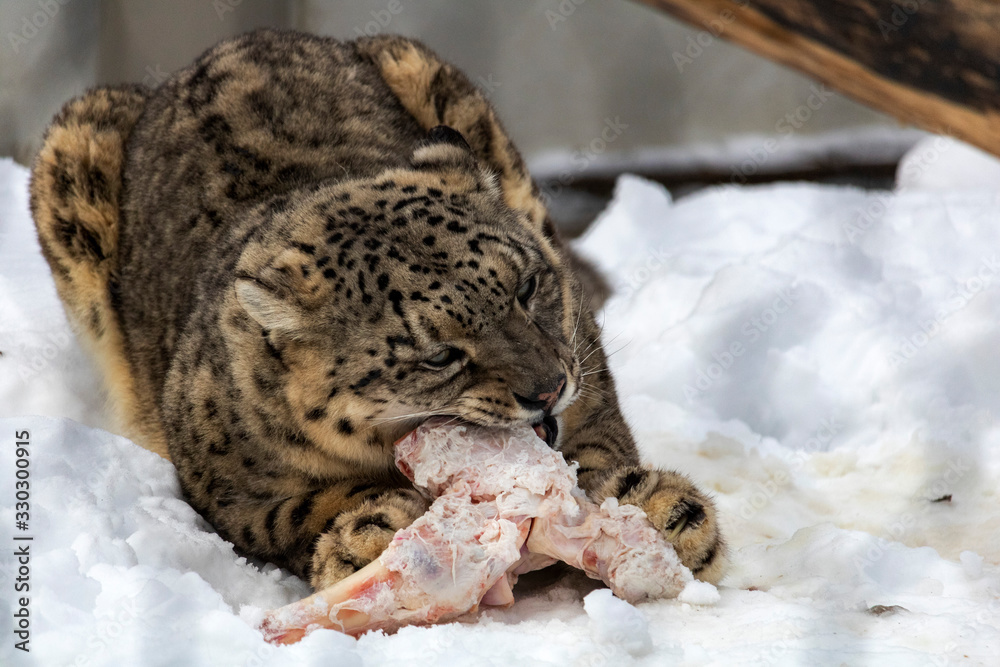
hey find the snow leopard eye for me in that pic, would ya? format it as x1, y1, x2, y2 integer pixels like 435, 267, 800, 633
516, 275, 537, 305
422, 347, 465, 370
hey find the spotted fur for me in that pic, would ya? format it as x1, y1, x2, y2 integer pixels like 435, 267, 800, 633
30, 29, 725, 589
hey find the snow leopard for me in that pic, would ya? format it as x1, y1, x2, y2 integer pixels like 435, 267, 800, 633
29, 29, 725, 589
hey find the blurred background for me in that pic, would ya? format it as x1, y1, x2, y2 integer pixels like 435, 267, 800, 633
0, 0, 922, 233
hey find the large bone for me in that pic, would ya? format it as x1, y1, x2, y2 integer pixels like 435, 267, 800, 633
260, 420, 691, 643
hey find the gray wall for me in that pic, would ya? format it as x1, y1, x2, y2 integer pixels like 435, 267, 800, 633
1, 0, 895, 166
2, 0, 101, 164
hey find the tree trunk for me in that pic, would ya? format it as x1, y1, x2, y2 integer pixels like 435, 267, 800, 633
634, 0, 1000, 157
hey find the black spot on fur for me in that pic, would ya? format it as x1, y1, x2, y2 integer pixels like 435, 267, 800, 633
347, 482, 375, 497
692, 537, 720, 575
86, 166, 110, 204
264, 504, 281, 544
616, 470, 647, 499
269, 196, 288, 213
286, 430, 312, 448
207, 440, 229, 456
291, 489, 321, 528
353, 513, 391, 532
350, 369, 381, 389
386, 335, 413, 349
51, 163, 73, 202
305, 407, 327, 421
338, 418, 354, 435
88, 304, 103, 338
392, 196, 427, 212
56, 215, 105, 262
388, 290, 404, 317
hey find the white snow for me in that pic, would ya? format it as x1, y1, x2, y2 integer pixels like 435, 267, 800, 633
583, 589, 652, 657
897, 135, 1000, 192
2, 138, 1000, 665
677, 580, 720, 607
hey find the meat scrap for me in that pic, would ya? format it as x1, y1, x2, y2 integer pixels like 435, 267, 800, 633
260, 419, 692, 643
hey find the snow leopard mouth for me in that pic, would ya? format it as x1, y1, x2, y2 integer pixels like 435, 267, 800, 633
532, 414, 559, 448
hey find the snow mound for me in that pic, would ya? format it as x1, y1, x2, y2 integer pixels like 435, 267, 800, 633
583, 589, 652, 657
3, 139, 1000, 664
677, 579, 720, 606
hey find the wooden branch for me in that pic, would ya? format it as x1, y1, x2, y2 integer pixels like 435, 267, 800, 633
634, 0, 1000, 157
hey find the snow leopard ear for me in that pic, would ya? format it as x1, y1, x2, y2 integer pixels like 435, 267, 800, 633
410, 125, 476, 170
235, 278, 304, 337
411, 125, 501, 195
427, 125, 472, 151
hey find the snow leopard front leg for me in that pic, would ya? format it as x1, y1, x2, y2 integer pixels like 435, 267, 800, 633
559, 313, 727, 584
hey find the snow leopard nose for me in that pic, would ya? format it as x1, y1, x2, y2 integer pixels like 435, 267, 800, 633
514, 376, 566, 413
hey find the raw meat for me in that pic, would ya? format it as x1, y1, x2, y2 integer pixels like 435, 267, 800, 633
260, 419, 691, 643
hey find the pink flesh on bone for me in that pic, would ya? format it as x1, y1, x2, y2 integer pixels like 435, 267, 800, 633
260, 419, 691, 643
